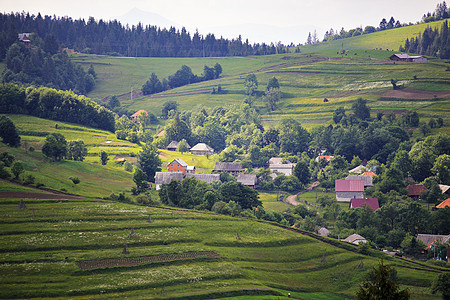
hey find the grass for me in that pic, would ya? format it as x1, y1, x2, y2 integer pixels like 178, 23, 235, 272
66, 23, 449, 133
0, 190, 446, 299
258, 192, 292, 212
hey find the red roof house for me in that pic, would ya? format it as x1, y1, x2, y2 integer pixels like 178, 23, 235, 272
131, 110, 148, 122
406, 184, 427, 199
350, 198, 379, 211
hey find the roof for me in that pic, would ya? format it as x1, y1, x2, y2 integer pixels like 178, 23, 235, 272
214, 162, 242, 172
316, 155, 334, 162
269, 164, 294, 170
436, 198, 450, 209
237, 174, 257, 186
350, 198, 379, 211
362, 171, 377, 177
131, 109, 148, 118
335, 180, 364, 192
406, 184, 427, 196
167, 141, 179, 149
417, 234, 450, 246
269, 157, 291, 164
346, 175, 373, 186
318, 227, 331, 237
154, 172, 184, 185
170, 158, 188, 167
185, 173, 220, 183
439, 184, 450, 194
156, 130, 165, 138
348, 165, 367, 174
190, 143, 214, 152
343, 234, 367, 244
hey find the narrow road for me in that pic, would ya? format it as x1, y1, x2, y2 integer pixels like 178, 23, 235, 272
283, 181, 320, 206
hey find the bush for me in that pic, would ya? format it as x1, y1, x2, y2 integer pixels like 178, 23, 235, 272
70, 177, 80, 184
123, 161, 133, 172
23, 174, 35, 185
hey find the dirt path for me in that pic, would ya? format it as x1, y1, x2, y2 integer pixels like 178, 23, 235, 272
283, 181, 320, 206
383, 87, 450, 99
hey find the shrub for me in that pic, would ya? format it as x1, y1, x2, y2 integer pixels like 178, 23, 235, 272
70, 177, 80, 184
23, 174, 35, 185
123, 161, 133, 172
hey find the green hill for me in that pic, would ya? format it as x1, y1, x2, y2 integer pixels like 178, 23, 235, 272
68, 20, 450, 131
0, 188, 446, 299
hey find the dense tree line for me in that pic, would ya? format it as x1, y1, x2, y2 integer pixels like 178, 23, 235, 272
2, 41, 95, 95
142, 63, 222, 96
399, 20, 450, 58
0, 12, 286, 59
422, 1, 450, 23
0, 83, 115, 132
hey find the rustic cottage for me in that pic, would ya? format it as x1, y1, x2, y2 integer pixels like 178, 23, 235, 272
190, 143, 214, 155
213, 162, 243, 175
185, 173, 220, 184
389, 54, 427, 63
346, 175, 373, 187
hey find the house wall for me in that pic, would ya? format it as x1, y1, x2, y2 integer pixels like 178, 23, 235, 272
270, 167, 293, 176
336, 191, 364, 202
412, 57, 427, 63
168, 162, 186, 175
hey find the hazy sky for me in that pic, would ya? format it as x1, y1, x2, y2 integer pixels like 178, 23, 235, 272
2, 0, 442, 44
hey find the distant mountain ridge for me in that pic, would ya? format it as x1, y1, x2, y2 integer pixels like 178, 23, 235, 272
115, 7, 179, 29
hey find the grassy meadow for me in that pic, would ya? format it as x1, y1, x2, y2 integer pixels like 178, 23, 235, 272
66, 20, 450, 132
0, 192, 446, 299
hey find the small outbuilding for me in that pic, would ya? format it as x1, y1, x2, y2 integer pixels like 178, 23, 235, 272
190, 143, 214, 155
185, 173, 220, 184
406, 184, 427, 200
343, 233, 367, 245
154, 172, 184, 190
389, 54, 427, 63
237, 174, 258, 189
213, 162, 243, 175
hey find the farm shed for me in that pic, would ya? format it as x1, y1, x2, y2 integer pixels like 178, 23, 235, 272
190, 143, 214, 155
186, 173, 220, 184
237, 174, 258, 189
166, 141, 191, 151
406, 184, 427, 200
214, 162, 243, 175
343, 234, 367, 245
154, 172, 184, 190
389, 54, 427, 63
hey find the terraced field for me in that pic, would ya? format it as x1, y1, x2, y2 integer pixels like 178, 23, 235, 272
0, 187, 445, 299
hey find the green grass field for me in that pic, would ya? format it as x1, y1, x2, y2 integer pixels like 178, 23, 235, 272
0, 191, 445, 299
65, 20, 450, 133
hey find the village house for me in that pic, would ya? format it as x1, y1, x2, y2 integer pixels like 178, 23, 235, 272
268, 157, 291, 165
389, 54, 427, 63
436, 198, 450, 209
343, 233, 367, 245
167, 158, 195, 175
315, 155, 334, 163
18, 33, 31, 48
269, 163, 295, 176
213, 162, 243, 175
190, 143, 214, 155
349, 198, 379, 211
237, 174, 258, 189
417, 234, 450, 262
349, 165, 367, 174
185, 173, 220, 184
166, 141, 191, 152
154, 172, 184, 190
438, 184, 450, 195
335, 180, 364, 202
362, 171, 377, 178
346, 175, 373, 187
406, 184, 427, 200
317, 227, 331, 237
130, 110, 148, 123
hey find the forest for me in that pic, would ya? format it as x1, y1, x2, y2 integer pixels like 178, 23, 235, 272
0, 12, 286, 59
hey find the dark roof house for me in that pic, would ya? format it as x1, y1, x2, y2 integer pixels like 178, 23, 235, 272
213, 162, 242, 174
166, 141, 191, 151
389, 54, 427, 63
237, 174, 257, 188
346, 175, 373, 187
406, 184, 427, 199
154, 172, 184, 190
185, 173, 220, 183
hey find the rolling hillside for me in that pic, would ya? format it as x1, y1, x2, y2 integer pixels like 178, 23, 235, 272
0, 186, 446, 299
69, 19, 450, 131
